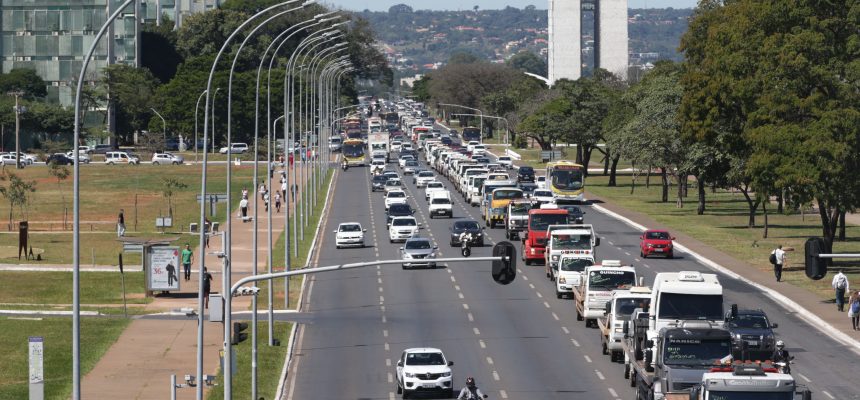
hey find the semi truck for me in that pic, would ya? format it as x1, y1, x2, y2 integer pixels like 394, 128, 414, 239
573, 261, 637, 327
691, 363, 811, 400
597, 286, 651, 362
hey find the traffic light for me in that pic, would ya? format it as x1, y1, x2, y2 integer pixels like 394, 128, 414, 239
231, 322, 248, 345
804, 237, 828, 280
491, 241, 517, 285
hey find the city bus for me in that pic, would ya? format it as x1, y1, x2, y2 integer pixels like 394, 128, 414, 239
461, 127, 482, 143
368, 117, 383, 134
342, 139, 366, 166
545, 160, 585, 201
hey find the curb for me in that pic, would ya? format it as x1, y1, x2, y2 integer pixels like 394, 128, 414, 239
0, 309, 100, 316
591, 203, 860, 355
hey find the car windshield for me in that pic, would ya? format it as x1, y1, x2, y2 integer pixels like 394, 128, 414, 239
427, 183, 443, 189
663, 338, 733, 366
615, 298, 651, 318
510, 203, 531, 215
519, 167, 534, 174
534, 190, 553, 197
388, 192, 405, 198
588, 270, 636, 290
386, 180, 400, 186
551, 234, 592, 250
704, 393, 793, 400
560, 258, 593, 272
406, 161, 419, 166
340, 225, 361, 232
493, 189, 522, 200
658, 293, 724, 321
728, 314, 769, 329
389, 205, 411, 214
646, 231, 670, 240
454, 221, 479, 230
392, 219, 416, 226
529, 214, 569, 230
419, 171, 434, 177
405, 240, 431, 249
431, 198, 450, 204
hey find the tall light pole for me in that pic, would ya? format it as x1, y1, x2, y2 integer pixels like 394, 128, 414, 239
150, 107, 167, 146
439, 102, 484, 137
453, 113, 511, 145
72, 2, 136, 398
194, 90, 207, 163
211, 87, 220, 154
7, 90, 24, 169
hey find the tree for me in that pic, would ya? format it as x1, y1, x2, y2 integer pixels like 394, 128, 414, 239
101, 65, 161, 144
162, 178, 188, 218
0, 69, 47, 99
141, 23, 183, 83
507, 51, 547, 77
448, 51, 480, 65
0, 172, 36, 229
517, 94, 572, 150
47, 163, 70, 229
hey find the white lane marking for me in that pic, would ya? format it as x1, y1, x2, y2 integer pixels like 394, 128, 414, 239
479, 340, 486, 349
543, 301, 550, 308
379, 295, 385, 303
450, 276, 456, 282
467, 313, 474, 322
377, 278, 382, 284
562, 326, 570, 334
517, 269, 523, 274
386, 358, 391, 367
454, 285, 461, 291
382, 315, 387, 323
608, 388, 619, 398
384, 342, 390, 351
624, 251, 631, 256
458, 292, 464, 299
389, 393, 395, 400
383, 329, 388, 337
529, 283, 535, 289
499, 390, 508, 399
634, 258, 641, 262
797, 373, 811, 383
552, 312, 559, 321
608, 241, 614, 245
387, 372, 393, 383
380, 306, 386, 312
522, 275, 528, 281
486, 356, 494, 365
595, 370, 605, 380
584, 355, 592, 363
536, 291, 543, 298
447, 269, 453, 274
822, 391, 835, 399
643, 264, 651, 269
463, 303, 469, 310
377, 271, 381, 276
378, 286, 383, 293
473, 327, 481, 335
572, 339, 580, 347
492, 371, 500, 381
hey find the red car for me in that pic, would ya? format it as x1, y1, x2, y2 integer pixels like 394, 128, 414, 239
640, 230, 675, 258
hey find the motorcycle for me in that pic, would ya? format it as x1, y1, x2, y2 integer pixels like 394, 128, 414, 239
341, 161, 348, 171
460, 232, 481, 257
774, 358, 793, 374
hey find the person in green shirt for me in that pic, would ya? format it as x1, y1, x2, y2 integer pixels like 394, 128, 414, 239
181, 244, 193, 281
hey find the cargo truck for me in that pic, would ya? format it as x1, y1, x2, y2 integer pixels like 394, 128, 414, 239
573, 261, 637, 327
691, 363, 812, 400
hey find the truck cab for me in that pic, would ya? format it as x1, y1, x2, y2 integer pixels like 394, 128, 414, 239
543, 224, 599, 272
522, 209, 570, 265
484, 187, 523, 228
573, 261, 637, 327
692, 363, 810, 400
552, 255, 595, 298
504, 200, 534, 240
598, 286, 651, 362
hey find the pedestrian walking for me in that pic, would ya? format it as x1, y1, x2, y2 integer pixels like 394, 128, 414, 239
264, 192, 270, 212
848, 290, 860, 331
291, 183, 298, 202
239, 197, 249, 220
275, 192, 282, 213
242, 187, 249, 200
288, 153, 294, 167
181, 244, 193, 281
770, 245, 786, 282
832, 269, 849, 312
117, 209, 126, 237
281, 180, 287, 200
202, 268, 212, 309
204, 217, 211, 248
259, 184, 267, 201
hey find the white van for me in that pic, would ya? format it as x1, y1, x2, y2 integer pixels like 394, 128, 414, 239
105, 151, 140, 165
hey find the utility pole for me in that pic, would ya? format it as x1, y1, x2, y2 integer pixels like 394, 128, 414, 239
8, 90, 24, 169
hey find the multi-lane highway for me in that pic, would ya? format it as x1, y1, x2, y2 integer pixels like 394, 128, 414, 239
286, 128, 860, 399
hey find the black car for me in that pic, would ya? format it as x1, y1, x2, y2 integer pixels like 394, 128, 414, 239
46, 153, 74, 165
517, 166, 535, 182
386, 203, 415, 227
449, 219, 484, 247
724, 306, 778, 360
557, 204, 585, 224
371, 175, 388, 192
518, 182, 538, 197
440, 137, 453, 146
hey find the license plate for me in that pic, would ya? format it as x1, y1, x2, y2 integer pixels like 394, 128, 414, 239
747, 341, 758, 346
422, 383, 436, 388
654, 248, 664, 252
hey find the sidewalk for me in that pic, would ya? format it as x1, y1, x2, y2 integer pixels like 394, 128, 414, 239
588, 192, 860, 351
82, 175, 300, 399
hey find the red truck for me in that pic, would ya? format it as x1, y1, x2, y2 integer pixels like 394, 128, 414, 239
522, 208, 570, 265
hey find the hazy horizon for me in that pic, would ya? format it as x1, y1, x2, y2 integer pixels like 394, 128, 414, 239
322, 0, 698, 11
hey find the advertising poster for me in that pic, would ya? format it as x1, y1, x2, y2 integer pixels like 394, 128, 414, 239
148, 246, 180, 291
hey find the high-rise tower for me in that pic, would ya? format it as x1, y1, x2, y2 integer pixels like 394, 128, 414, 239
548, 0, 628, 83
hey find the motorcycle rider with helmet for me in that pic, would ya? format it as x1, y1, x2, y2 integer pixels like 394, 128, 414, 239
771, 340, 792, 374
457, 377, 487, 399
459, 230, 477, 257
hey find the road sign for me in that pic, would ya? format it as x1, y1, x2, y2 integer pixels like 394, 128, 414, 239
196, 193, 228, 203
122, 243, 143, 253
156, 217, 173, 228
29, 336, 43, 400
540, 150, 562, 161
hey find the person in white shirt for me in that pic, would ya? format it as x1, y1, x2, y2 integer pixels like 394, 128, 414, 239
771, 245, 786, 282
239, 197, 249, 220
832, 270, 849, 312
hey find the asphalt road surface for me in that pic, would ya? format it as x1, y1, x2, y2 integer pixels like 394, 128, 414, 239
287, 130, 859, 399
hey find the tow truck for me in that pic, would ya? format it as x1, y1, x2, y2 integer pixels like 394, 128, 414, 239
573, 261, 636, 327
691, 363, 812, 400
597, 286, 651, 362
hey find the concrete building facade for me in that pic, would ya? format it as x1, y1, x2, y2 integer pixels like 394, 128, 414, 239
0, 0, 218, 106
548, 0, 628, 83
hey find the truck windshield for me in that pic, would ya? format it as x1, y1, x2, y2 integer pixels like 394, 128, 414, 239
615, 298, 651, 318
510, 203, 531, 215
551, 234, 592, 250
706, 392, 793, 400
529, 214, 569, 231
663, 338, 733, 366
371, 143, 386, 151
560, 258, 593, 272
493, 190, 523, 200
588, 270, 636, 290
658, 293, 723, 321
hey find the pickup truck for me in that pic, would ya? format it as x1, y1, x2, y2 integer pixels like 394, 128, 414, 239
597, 286, 651, 362
552, 254, 594, 299
573, 261, 636, 327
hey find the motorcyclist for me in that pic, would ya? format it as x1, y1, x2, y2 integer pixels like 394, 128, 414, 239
341, 159, 348, 170
771, 340, 792, 373
457, 377, 487, 400
459, 231, 474, 246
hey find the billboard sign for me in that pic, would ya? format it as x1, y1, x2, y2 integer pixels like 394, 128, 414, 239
147, 246, 180, 291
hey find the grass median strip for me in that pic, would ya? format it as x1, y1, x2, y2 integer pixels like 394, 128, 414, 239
585, 174, 860, 299
0, 317, 128, 400
0, 271, 149, 306
205, 321, 291, 400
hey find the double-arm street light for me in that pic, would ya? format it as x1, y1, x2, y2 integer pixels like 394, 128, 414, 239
439, 102, 484, 135
452, 113, 511, 145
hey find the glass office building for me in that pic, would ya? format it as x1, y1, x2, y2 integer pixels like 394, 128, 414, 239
0, 0, 218, 106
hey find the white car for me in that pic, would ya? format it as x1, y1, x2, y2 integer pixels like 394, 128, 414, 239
532, 189, 555, 204
403, 160, 419, 175
65, 151, 91, 164
402, 143, 414, 152
471, 144, 486, 155
536, 175, 547, 189
389, 216, 420, 242
466, 141, 480, 152
151, 152, 184, 165
414, 171, 435, 187
334, 222, 366, 248
2, 152, 36, 165
0, 154, 21, 166
396, 348, 454, 398
497, 156, 513, 168
219, 143, 249, 154
425, 181, 446, 201
384, 178, 403, 193
384, 190, 409, 210
398, 155, 415, 168
428, 194, 453, 218
370, 159, 386, 174
391, 141, 403, 152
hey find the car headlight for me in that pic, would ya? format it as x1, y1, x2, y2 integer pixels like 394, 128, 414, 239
558, 276, 566, 284
405, 372, 414, 378
440, 371, 451, 377
647, 243, 654, 248
551, 255, 560, 261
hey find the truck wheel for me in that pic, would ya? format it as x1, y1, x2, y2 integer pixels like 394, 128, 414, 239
556, 291, 562, 299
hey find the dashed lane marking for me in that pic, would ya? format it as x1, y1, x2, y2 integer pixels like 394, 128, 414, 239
454, 285, 461, 291
382, 315, 387, 323
595, 370, 605, 380
386, 358, 391, 367
822, 391, 835, 399
643, 264, 651, 269
562, 326, 570, 334
458, 293, 464, 299
572, 339, 581, 347
543, 301, 550, 308
379, 295, 384, 303
387, 372, 393, 383
797, 373, 811, 383
450, 276, 456, 282
522, 275, 528, 281
492, 371, 500, 381
499, 390, 508, 399
389, 393, 395, 400
463, 303, 469, 310
383, 329, 388, 337
467, 313, 474, 322
552, 312, 559, 321
378, 287, 383, 292
486, 356, 494, 365
536, 291, 543, 298
473, 327, 481, 335
608, 388, 619, 398
584, 355, 592, 363
529, 283, 535, 289
384, 342, 389, 351
479, 340, 486, 349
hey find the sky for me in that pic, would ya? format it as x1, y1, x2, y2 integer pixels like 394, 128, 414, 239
321, 0, 698, 12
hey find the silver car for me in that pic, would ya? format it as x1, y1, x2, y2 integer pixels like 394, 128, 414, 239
400, 237, 438, 269
151, 152, 184, 165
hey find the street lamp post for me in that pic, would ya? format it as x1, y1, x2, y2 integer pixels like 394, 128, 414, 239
7, 90, 24, 169
439, 102, 484, 137
452, 113, 511, 145
195, 90, 207, 163
150, 107, 166, 146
